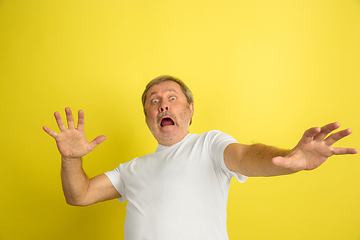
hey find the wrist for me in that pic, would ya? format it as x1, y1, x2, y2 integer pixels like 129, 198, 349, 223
61, 156, 82, 162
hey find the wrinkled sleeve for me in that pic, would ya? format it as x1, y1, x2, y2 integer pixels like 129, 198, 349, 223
208, 130, 247, 183
104, 162, 129, 202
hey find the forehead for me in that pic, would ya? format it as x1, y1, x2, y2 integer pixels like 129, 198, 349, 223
146, 81, 183, 98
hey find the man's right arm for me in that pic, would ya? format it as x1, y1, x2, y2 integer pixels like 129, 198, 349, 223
61, 157, 121, 206
43, 108, 121, 206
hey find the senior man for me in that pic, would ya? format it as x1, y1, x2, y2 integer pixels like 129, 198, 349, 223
43, 75, 358, 240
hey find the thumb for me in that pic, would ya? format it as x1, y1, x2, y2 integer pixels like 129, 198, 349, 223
89, 135, 106, 150
272, 156, 291, 168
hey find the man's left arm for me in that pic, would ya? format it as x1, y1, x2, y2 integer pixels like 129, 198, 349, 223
224, 122, 358, 177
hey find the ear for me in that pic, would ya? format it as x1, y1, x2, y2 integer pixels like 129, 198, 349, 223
189, 102, 194, 117
188, 102, 194, 126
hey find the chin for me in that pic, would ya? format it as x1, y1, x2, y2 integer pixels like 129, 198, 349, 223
154, 131, 181, 145
158, 132, 178, 142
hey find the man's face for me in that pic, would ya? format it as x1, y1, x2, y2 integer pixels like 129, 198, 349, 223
144, 81, 194, 146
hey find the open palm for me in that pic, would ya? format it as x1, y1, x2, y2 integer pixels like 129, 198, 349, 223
272, 122, 358, 171
43, 108, 106, 158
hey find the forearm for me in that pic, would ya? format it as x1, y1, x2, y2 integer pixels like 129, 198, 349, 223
239, 144, 295, 177
61, 157, 90, 206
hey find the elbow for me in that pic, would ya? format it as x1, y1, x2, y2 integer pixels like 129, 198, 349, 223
64, 197, 92, 207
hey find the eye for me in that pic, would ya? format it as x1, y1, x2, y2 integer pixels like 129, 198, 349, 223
170, 96, 176, 101
152, 99, 159, 103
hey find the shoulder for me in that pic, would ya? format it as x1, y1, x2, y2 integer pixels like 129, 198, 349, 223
184, 131, 237, 153
199, 130, 237, 144
188, 130, 227, 139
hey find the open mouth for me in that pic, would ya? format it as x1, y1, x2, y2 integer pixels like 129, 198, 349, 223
160, 117, 175, 127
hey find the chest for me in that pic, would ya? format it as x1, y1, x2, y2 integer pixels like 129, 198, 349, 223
122, 147, 218, 200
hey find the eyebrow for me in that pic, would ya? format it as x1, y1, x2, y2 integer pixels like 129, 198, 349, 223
148, 88, 178, 98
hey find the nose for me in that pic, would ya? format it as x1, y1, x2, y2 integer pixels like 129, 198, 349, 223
159, 100, 169, 112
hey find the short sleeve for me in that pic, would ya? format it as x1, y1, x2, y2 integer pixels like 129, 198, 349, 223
207, 130, 247, 183
104, 162, 130, 202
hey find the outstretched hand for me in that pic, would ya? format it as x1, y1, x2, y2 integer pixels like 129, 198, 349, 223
272, 122, 358, 171
43, 107, 106, 159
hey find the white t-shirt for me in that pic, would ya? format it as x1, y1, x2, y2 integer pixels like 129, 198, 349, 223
105, 130, 247, 240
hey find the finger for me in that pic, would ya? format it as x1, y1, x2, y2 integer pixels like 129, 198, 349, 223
324, 128, 352, 146
77, 110, 85, 131
300, 127, 321, 144
43, 126, 58, 138
65, 107, 75, 130
88, 135, 106, 151
54, 111, 67, 131
333, 147, 358, 155
314, 122, 341, 141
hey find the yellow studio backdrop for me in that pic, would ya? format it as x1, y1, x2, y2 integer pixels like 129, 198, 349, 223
0, 0, 359, 239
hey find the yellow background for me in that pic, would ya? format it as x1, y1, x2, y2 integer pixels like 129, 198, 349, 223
1, 1, 359, 239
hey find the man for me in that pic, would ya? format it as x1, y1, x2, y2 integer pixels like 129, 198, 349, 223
43, 75, 358, 239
